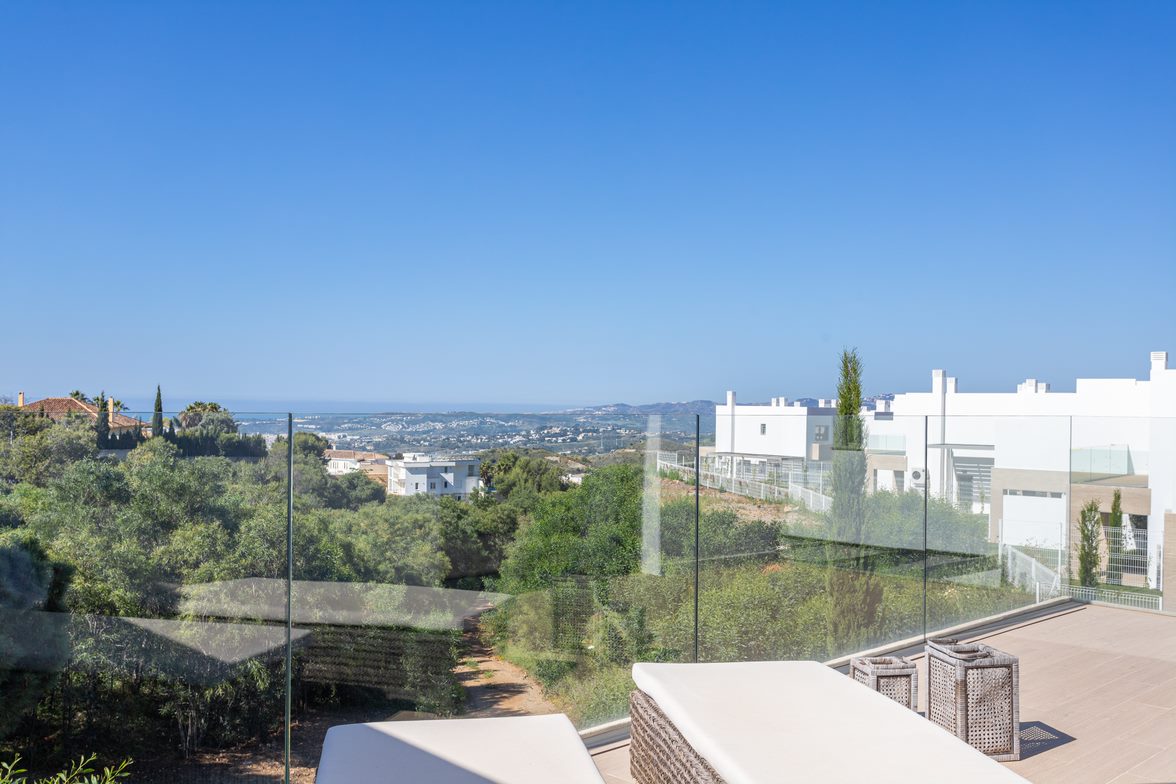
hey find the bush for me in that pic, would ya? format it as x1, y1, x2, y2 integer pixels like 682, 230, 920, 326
1077, 499, 1101, 587
0, 755, 131, 784
0, 534, 71, 741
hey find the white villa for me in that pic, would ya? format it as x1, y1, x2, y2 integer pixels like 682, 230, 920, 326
387, 453, 482, 500
716, 351, 1176, 599
324, 449, 389, 477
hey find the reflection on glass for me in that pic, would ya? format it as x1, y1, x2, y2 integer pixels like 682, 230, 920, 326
282, 408, 700, 783
0, 402, 287, 781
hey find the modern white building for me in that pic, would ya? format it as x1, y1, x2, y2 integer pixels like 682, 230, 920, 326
324, 449, 389, 477
387, 453, 482, 500
717, 351, 1176, 597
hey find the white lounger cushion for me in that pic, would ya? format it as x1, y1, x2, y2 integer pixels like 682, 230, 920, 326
316, 714, 605, 784
633, 660, 1027, 784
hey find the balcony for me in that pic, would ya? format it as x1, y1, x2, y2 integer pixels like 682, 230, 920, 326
1, 407, 1174, 782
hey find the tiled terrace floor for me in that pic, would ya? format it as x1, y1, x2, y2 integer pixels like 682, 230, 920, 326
590, 604, 1176, 784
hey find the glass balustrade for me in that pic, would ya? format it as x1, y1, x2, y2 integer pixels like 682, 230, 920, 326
1, 403, 1172, 781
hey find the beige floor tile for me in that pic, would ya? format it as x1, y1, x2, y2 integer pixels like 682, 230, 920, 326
1118, 743, 1176, 782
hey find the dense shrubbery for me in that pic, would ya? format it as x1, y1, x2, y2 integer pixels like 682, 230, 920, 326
487, 465, 1031, 726
0, 407, 527, 766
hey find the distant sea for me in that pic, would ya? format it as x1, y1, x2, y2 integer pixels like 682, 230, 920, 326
110, 399, 590, 417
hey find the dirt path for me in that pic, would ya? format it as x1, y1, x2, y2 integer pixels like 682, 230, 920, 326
660, 476, 812, 524
139, 623, 555, 782
456, 628, 559, 718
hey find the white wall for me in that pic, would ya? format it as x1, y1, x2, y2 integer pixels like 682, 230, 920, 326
1001, 495, 1067, 549
715, 392, 832, 459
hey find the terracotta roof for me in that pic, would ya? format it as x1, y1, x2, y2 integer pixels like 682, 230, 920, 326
22, 397, 145, 430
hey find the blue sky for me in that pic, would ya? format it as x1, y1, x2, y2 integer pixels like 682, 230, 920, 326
3, 1, 1174, 410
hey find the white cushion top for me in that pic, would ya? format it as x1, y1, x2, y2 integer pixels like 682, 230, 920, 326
316, 714, 604, 784
633, 661, 1027, 784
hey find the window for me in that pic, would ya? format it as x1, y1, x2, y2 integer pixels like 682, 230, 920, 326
414, 482, 419, 490
430, 482, 436, 490
444, 480, 449, 488
895, 471, 905, 492
1003, 489, 1063, 499
760, 423, 766, 435
814, 425, 828, 442
468, 464, 477, 477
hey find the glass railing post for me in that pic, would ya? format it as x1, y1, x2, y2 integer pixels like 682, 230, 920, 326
923, 414, 929, 643
694, 413, 700, 663
284, 412, 293, 784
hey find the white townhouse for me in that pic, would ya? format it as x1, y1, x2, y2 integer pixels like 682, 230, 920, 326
387, 453, 482, 500
324, 449, 389, 477
717, 351, 1176, 598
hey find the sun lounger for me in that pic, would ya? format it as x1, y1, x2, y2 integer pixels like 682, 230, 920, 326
630, 660, 1027, 783
316, 713, 605, 784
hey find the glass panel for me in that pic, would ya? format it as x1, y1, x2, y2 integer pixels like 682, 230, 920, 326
0, 400, 289, 782
285, 409, 699, 782
1069, 415, 1166, 612
699, 405, 928, 664
924, 415, 1063, 635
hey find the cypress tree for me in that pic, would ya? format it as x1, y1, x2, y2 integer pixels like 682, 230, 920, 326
825, 348, 882, 656
1077, 500, 1102, 587
151, 385, 164, 437
95, 390, 110, 448
1106, 488, 1123, 585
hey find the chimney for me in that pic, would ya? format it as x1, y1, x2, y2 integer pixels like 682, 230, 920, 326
17, 391, 24, 408
1152, 351, 1169, 374
108, 397, 115, 418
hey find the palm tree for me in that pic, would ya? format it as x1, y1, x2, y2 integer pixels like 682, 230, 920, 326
179, 401, 225, 429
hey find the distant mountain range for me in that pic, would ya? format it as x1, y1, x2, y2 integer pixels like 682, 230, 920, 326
565, 394, 896, 416
563, 400, 718, 416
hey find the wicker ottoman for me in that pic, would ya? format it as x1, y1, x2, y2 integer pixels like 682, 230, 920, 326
926, 638, 1021, 761
849, 655, 918, 711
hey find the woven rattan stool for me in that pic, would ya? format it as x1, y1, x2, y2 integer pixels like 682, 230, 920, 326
926, 638, 1021, 761
849, 655, 918, 711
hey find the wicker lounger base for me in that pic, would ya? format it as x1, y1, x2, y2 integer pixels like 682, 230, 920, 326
630, 689, 727, 784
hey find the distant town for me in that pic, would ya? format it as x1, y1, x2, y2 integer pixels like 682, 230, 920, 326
235, 403, 718, 457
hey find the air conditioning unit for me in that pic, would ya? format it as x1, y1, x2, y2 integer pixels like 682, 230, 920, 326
909, 468, 927, 489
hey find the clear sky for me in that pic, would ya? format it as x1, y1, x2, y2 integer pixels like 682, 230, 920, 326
3, 1, 1174, 410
